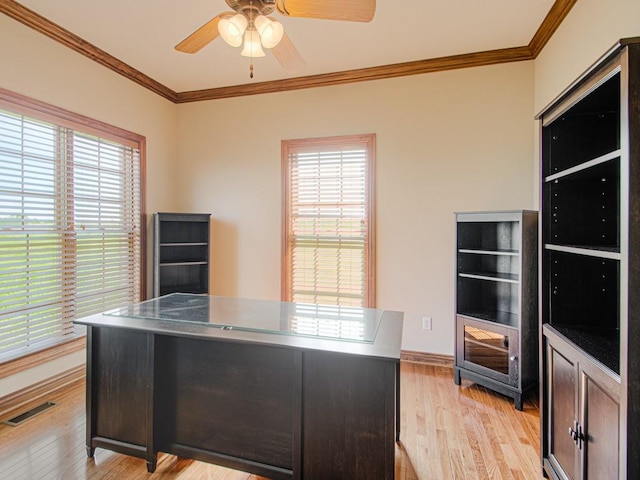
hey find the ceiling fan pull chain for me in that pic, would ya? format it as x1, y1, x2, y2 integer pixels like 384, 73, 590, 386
249, 0, 255, 78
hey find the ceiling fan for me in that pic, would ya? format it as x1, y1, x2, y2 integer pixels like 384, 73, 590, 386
175, 0, 376, 78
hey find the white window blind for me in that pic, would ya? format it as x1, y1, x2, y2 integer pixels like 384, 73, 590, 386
0, 106, 142, 360
282, 134, 375, 308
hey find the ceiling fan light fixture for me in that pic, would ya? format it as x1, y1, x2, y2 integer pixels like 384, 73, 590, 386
218, 13, 248, 47
241, 28, 266, 58
254, 15, 284, 49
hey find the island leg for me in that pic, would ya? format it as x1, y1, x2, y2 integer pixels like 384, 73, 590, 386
396, 360, 401, 442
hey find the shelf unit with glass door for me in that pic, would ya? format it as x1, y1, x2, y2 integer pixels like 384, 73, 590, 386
454, 210, 538, 410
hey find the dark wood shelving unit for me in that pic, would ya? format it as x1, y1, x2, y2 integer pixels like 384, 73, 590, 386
153, 212, 211, 297
538, 37, 640, 480
454, 210, 538, 410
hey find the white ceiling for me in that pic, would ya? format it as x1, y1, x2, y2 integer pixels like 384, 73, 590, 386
15, 0, 555, 92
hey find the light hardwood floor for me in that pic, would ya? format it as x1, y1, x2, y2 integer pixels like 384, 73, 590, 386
0, 361, 543, 480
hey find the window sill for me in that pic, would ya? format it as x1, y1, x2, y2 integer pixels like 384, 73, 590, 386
0, 335, 86, 379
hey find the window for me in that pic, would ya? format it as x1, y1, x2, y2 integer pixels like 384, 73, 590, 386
0, 89, 145, 362
282, 134, 375, 308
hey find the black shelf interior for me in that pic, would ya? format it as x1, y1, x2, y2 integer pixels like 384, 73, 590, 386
542, 72, 620, 175
160, 221, 209, 244
544, 158, 620, 250
457, 276, 519, 328
158, 263, 208, 296
543, 249, 620, 373
457, 220, 520, 330
160, 244, 208, 263
457, 221, 520, 252
549, 325, 619, 374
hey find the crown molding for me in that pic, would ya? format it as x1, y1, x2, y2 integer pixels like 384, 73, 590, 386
528, 0, 578, 57
0, 0, 178, 102
176, 46, 533, 102
1, 0, 577, 104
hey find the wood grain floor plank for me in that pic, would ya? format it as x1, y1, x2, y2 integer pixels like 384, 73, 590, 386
0, 361, 544, 480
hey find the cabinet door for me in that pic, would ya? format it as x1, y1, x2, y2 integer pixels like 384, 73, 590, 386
582, 369, 619, 479
457, 317, 519, 386
546, 334, 621, 480
547, 342, 579, 479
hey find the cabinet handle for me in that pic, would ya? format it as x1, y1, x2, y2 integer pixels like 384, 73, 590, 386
577, 424, 584, 450
568, 421, 584, 449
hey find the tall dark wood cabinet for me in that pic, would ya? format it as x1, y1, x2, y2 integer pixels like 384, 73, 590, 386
538, 38, 640, 479
153, 213, 211, 297
454, 210, 538, 410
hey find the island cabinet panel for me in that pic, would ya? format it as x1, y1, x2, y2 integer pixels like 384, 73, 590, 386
302, 350, 396, 480
155, 336, 300, 477
86, 326, 155, 468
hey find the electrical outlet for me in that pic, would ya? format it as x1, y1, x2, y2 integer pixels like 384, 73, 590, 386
422, 317, 432, 330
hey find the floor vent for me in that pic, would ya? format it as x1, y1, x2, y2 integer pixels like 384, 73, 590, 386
3, 401, 57, 427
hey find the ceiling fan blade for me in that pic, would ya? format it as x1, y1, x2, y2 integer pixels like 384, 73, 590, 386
175, 11, 233, 54
276, 0, 375, 22
271, 32, 306, 73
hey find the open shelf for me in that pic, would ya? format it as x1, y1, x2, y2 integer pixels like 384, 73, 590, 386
456, 220, 520, 253
458, 248, 519, 256
544, 324, 619, 376
160, 261, 208, 267
160, 244, 209, 263
153, 213, 211, 297
458, 272, 518, 283
160, 242, 208, 247
544, 149, 621, 182
458, 248, 519, 283
544, 243, 621, 259
457, 276, 519, 320
159, 220, 209, 244
544, 156, 620, 251
543, 249, 620, 375
542, 72, 620, 175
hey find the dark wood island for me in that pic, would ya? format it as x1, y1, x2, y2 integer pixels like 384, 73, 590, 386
75, 294, 403, 480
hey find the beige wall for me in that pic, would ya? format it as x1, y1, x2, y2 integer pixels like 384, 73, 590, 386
0, 15, 180, 397
176, 62, 536, 355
